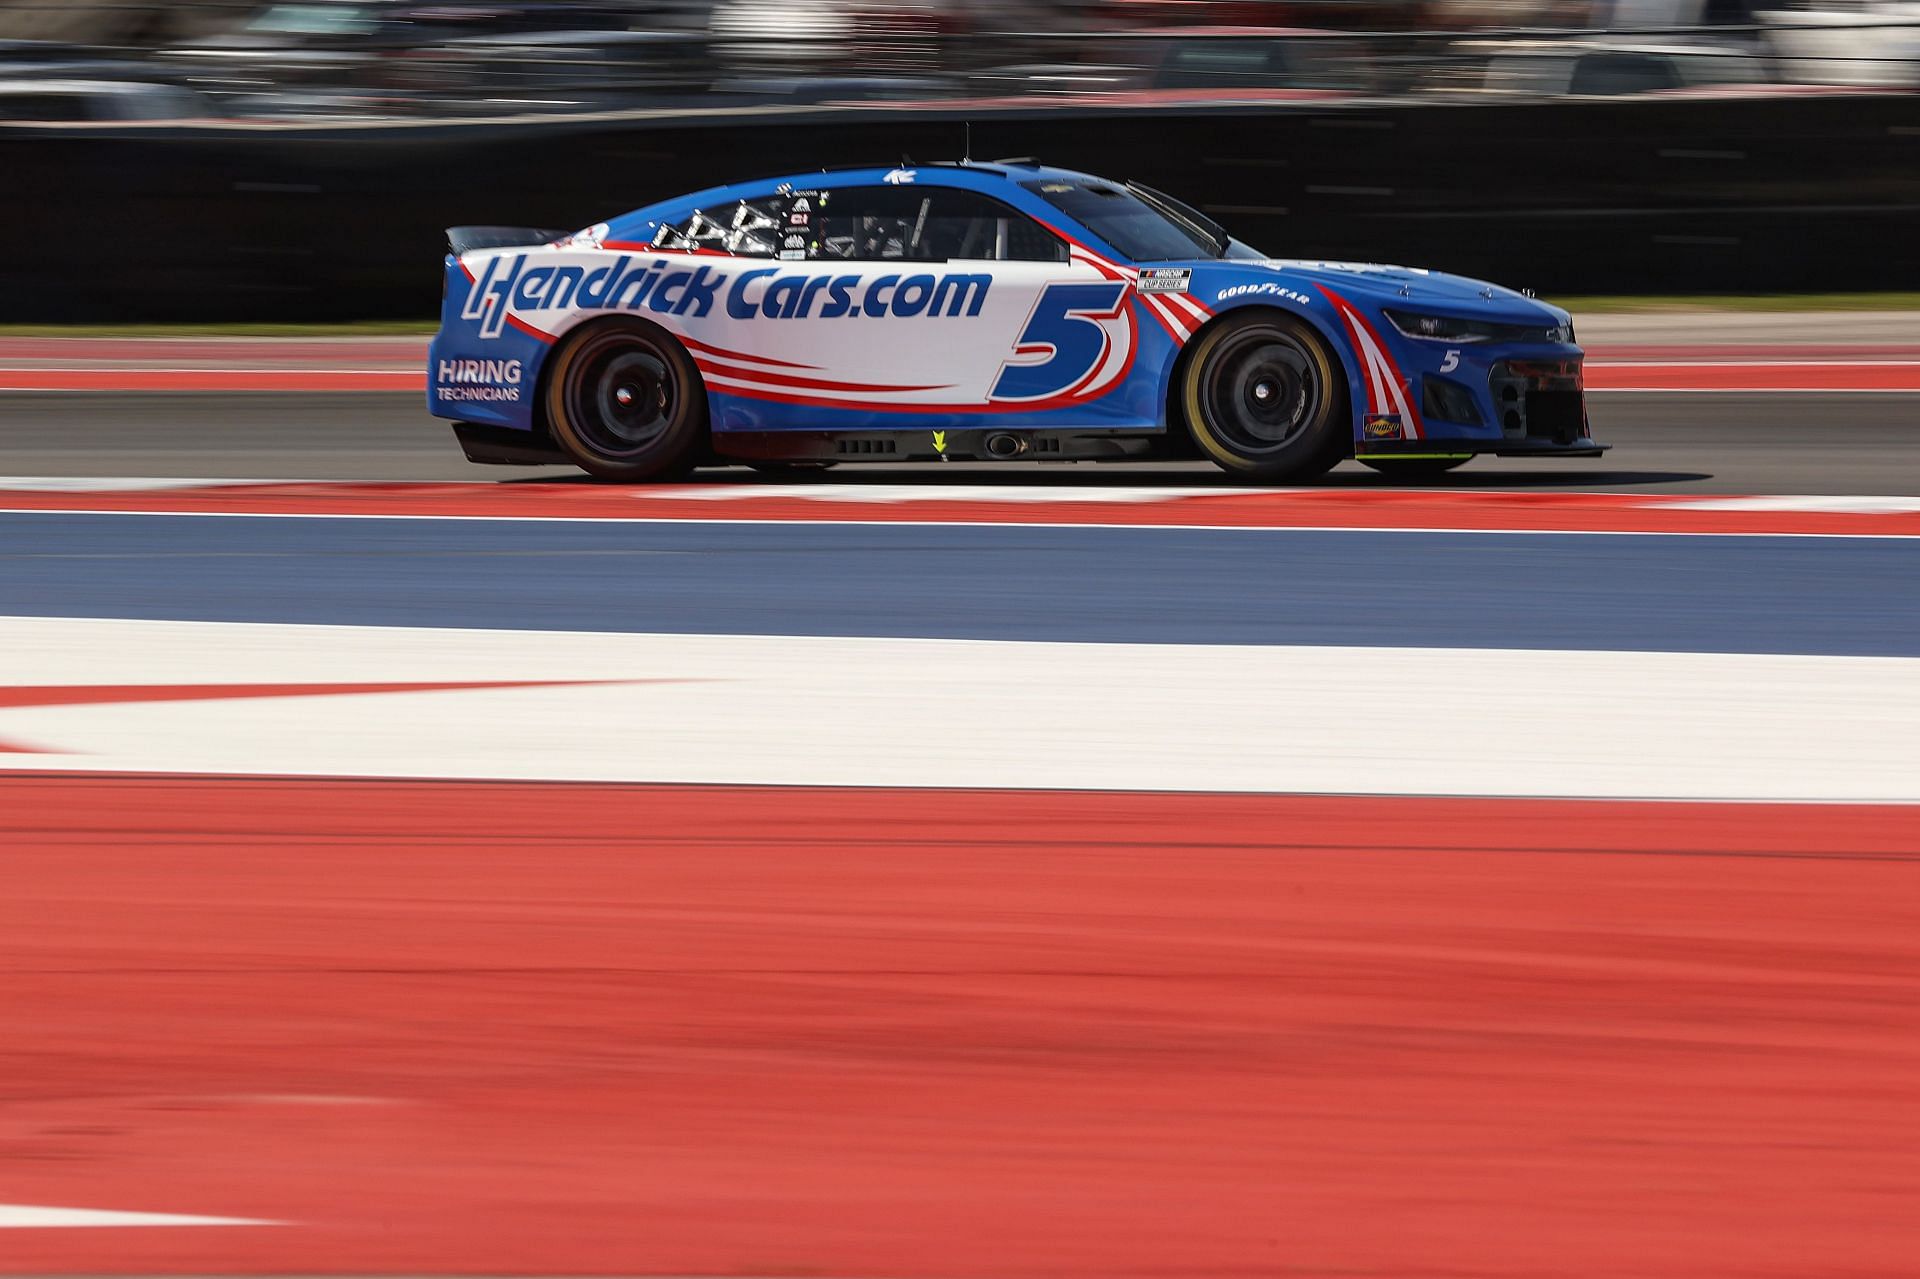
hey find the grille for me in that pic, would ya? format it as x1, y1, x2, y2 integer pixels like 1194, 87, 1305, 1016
836, 439, 897, 455
1490, 360, 1586, 441
1525, 391, 1585, 443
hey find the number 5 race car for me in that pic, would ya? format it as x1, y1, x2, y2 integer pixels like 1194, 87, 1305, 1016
428, 160, 1604, 481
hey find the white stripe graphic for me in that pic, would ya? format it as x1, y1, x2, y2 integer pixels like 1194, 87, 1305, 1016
1339, 301, 1422, 439
1165, 292, 1212, 325
1145, 294, 1195, 342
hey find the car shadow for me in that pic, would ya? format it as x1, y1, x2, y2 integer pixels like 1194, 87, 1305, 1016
497, 466, 1714, 490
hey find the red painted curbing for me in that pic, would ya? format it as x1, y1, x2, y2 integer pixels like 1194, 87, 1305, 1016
0, 775, 1915, 1276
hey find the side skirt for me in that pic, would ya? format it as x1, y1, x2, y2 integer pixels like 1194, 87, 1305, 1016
712, 429, 1168, 464
1357, 436, 1610, 460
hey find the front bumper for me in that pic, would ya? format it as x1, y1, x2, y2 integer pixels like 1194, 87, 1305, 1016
1362, 351, 1604, 457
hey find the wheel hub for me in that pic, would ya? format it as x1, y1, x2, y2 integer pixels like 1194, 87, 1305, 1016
563, 333, 679, 461
1205, 326, 1328, 455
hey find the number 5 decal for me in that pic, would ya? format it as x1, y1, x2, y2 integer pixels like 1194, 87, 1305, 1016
1439, 349, 1461, 373
990, 281, 1130, 403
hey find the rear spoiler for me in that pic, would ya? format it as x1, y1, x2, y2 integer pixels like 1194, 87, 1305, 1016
446, 225, 571, 255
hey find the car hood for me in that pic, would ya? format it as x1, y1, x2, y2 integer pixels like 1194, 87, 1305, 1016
1220, 258, 1569, 323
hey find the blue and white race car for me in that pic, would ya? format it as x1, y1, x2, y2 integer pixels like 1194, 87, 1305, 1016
428, 160, 1603, 481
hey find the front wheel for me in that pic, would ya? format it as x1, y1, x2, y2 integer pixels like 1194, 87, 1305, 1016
545, 321, 706, 481
1359, 455, 1473, 478
1179, 311, 1349, 482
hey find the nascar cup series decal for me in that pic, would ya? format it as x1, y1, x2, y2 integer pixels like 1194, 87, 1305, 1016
454, 251, 1137, 413
1134, 268, 1191, 295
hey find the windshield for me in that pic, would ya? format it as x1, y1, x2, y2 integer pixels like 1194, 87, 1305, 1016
1021, 177, 1227, 261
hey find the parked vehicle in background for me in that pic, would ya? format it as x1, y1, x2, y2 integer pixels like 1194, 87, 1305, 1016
0, 77, 219, 120
1460, 37, 1777, 95
155, 1, 633, 102
1759, 1, 1920, 87
960, 28, 1369, 105
390, 29, 714, 114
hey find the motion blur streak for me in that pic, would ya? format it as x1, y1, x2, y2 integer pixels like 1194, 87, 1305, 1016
2, 777, 1917, 1276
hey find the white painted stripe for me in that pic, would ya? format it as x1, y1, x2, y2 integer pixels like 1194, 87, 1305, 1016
0, 617, 1913, 802
1665, 495, 1920, 514
0, 1204, 277, 1229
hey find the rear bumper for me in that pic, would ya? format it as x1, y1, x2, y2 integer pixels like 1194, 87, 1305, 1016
452, 421, 567, 466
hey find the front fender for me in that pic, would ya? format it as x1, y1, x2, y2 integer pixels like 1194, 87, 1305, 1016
1193, 283, 1370, 442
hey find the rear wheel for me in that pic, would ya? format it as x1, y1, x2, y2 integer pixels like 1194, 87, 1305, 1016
1180, 311, 1349, 482
1359, 455, 1473, 478
545, 321, 705, 481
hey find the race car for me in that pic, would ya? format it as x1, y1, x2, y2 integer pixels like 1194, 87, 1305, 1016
428, 160, 1603, 481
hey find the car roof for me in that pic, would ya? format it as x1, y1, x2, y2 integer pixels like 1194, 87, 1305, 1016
763, 160, 1104, 191
599, 161, 1135, 260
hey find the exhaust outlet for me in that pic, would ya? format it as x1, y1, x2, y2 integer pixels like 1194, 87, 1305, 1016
984, 433, 1028, 458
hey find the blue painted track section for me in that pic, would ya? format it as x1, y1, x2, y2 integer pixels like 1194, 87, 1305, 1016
2, 512, 1916, 657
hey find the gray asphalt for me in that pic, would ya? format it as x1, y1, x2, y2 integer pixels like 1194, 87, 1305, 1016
1, 391, 1917, 493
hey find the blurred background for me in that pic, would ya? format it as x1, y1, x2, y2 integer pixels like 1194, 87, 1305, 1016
4, 0, 1917, 120
0, 0, 1916, 318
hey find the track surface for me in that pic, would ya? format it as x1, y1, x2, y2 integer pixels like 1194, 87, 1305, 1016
3, 338, 1919, 1276
5, 779, 1919, 1278
2, 390, 1918, 492
4, 513, 1917, 654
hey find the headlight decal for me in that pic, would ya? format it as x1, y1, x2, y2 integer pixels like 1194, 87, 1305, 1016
1385, 309, 1571, 345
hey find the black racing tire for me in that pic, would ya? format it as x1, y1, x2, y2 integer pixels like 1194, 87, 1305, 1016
1179, 310, 1350, 482
545, 320, 706, 482
1359, 455, 1474, 478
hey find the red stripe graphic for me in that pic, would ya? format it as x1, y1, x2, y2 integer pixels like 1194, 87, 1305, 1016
1318, 284, 1425, 439
696, 362, 955, 395
676, 333, 821, 371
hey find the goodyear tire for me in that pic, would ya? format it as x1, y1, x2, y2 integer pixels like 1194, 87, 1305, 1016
1181, 311, 1349, 481
545, 320, 706, 482
1360, 456, 1473, 478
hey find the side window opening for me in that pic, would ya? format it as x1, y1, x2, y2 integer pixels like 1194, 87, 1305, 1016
654, 195, 784, 256
810, 187, 1067, 263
